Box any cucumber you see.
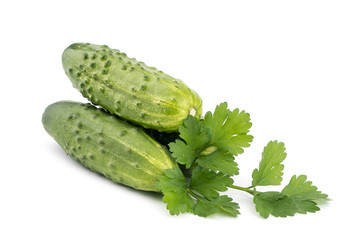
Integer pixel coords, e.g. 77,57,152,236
42,101,176,192
62,43,202,132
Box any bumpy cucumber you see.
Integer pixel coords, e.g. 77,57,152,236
42,101,176,192
62,43,202,132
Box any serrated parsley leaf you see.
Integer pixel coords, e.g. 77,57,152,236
169,116,211,168
161,191,194,216
168,140,195,168
156,167,187,192
178,115,211,149
194,195,240,217
156,168,195,215
253,191,298,218
189,166,233,198
203,102,253,156
196,150,238,176
157,166,239,217
281,175,329,214
281,175,329,201
252,140,287,186
169,104,250,175
253,175,329,218
292,200,320,214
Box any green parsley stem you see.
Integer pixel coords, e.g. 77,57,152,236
229,185,255,195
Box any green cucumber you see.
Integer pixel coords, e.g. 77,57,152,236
62,43,202,132
42,101,176,192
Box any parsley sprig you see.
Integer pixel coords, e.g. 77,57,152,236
156,102,329,218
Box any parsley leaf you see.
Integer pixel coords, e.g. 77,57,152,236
253,191,298,218
203,102,253,156
157,166,239,217
253,175,329,218
291,199,320,214
189,166,233,198
252,140,287,186
168,140,195,168
168,116,211,168
169,103,252,175
156,168,195,215
178,115,211,149
196,150,238,176
194,195,240,217
281,175,329,201
281,175,329,214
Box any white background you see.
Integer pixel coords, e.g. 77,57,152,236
1,0,359,239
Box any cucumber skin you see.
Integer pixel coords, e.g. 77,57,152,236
42,101,176,192
62,43,202,132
